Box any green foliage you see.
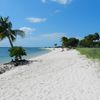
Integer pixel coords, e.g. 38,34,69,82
79,39,92,47
61,33,100,48
79,33,100,47
0,16,25,47
61,37,68,47
67,38,79,47
93,33,100,40
61,36,79,48
77,48,100,60
8,47,27,61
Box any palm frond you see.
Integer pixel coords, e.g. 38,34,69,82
4,16,9,23
10,34,16,41
0,16,3,22
14,30,25,37
0,32,7,40
8,22,12,29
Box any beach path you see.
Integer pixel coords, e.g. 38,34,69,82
0,49,100,100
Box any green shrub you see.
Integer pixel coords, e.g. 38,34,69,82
8,46,27,61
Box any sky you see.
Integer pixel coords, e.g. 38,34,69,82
0,0,100,47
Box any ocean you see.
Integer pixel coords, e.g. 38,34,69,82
0,47,50,64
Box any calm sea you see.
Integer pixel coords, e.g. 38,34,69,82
0,47,50,64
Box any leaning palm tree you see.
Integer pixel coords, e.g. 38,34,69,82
0,16,25,47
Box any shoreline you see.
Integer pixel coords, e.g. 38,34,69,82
0,48,52,74
0,47,51,64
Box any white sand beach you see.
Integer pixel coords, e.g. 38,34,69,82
0,48,100,100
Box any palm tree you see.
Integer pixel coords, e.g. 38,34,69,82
0,16,25,47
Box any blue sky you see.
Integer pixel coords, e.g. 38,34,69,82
0,0,100,47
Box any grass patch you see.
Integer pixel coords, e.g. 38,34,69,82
76,48,100,60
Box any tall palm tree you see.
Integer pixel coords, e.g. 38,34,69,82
0,16,25,47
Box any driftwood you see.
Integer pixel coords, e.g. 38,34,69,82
0,60,31,74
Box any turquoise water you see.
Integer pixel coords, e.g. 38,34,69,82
0,47,50,64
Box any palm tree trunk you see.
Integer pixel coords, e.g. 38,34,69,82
7,29,14,47
8,35,13,47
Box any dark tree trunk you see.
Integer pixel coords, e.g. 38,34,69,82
19,56,22,60
7,30,14,48
8,35,13,47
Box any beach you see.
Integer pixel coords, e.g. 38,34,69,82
0,48,100,100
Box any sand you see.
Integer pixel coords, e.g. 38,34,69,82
0,48,100,100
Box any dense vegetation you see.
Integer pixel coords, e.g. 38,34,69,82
61,33,100,48
79,33,100,47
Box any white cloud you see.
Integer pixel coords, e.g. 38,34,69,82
20,27,36,34
26,17,47,23
41,0,72,5
33,33,66,41
0,32,66,47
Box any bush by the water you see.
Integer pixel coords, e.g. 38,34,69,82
8,47,27,61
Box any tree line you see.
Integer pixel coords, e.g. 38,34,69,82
61,33,100,48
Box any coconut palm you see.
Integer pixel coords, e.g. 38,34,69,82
0,16,25,47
